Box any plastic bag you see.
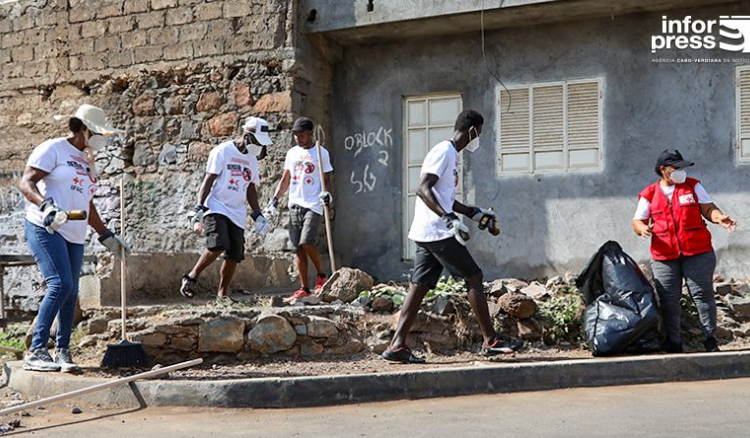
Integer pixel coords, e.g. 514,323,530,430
577,241,660,356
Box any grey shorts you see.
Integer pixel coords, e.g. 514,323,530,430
289,205,321,248
411,237,482,289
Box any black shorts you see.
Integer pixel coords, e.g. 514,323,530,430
203,213,245,263
411,237,482,288
288,205,321,248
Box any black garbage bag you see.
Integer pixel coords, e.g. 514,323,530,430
576,241,660,356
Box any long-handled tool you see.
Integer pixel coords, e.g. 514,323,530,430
315,140,336,273
101,179,147,368
0,358,202,416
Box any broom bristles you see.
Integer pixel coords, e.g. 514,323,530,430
101,340,148,368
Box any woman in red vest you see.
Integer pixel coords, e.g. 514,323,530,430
632,150,737,353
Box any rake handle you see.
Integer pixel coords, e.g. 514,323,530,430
120,179,127,341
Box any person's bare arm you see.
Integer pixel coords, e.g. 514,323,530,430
452,200,473,216
18,166,48,207
700,203,737,232
197,173,218,205
88,201,108,235
416,174,447,217
246,183,261,213
631,219,653,237
272,170,291,201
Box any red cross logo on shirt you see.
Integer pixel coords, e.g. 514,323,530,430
72,177,82,185
229,179,238,186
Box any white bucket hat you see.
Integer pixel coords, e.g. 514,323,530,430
73,104,124,136
242,116,273,146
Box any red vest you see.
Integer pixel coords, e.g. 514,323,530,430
638,177,713,261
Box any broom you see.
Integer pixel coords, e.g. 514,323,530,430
101,179,148,368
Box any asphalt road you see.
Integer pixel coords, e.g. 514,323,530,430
7,377,750,437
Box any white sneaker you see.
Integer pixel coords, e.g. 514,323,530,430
23,349,62,372
54,348,81,373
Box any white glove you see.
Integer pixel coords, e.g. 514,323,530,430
251,211,270,234
40,198,67,234
187,205,207,235
263,198,280,218
468,206,496,223
319,191,333,206
441,213,470,246
98,229,131,258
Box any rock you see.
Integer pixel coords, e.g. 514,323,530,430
198,317,244,352
71,407,82,414
563,271,578,285
306,316,338,338
715,325,734,340
726,295,750,318
134,331,167,348
431,297,455,316
132,94,155,116
169,335,196,351
498,278,529,290
716,283,733,296
368,339,390,354
328,339,366,355
247,314,296,353
300,340,324,356
419,332,457,350
208,112,238,136
270,296,287,307
371,296,394,313
487,301,502,318
320,267,375,303
735,282,750,296
20,411,30,417
232,83,254,107
132,141,155,166
188,141,212,163
545,276,563,289
486,280,507,298
253,91,291,113
77,335,100,348
521,283,550,302
497,293,537,319
158,144,177,165
196,92,224,113
85,317,110,335
517,318,543,341
294,324,307,335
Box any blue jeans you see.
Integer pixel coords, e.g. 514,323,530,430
25,221,84,351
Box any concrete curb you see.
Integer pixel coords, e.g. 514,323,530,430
5,351,750,409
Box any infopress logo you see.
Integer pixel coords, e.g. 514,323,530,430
651,15,750,53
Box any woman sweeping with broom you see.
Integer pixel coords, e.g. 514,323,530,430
18,104,130,372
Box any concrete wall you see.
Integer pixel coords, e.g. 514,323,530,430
327,3,750,281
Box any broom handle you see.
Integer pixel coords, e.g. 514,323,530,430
315,141,336,273
120,179,127,342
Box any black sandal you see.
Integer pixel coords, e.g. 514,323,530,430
382,347,426,364
180,274,197,299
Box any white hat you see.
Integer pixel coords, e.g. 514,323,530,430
242,116,272,146
74,104,124,136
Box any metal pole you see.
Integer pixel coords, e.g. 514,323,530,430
0,358,203,417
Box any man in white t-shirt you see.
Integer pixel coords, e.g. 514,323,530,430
180,117,272,304
383,110,524,364
268,117,333,303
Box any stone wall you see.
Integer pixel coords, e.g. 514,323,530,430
0,0,328,312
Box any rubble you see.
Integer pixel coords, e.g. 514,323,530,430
319,267,375,303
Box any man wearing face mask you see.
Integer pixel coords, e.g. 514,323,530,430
18,104,130,372
382,109,523,364
181,116,272,304
632,149,737,353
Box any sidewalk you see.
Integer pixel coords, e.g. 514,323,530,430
5,350,750,409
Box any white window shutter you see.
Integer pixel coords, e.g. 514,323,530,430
567,81,600,150
738,68,750,161
532,84,564,151
500,87,530,151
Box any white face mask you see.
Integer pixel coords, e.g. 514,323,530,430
465,126,480,153
670,169,687,184
86,134,107,152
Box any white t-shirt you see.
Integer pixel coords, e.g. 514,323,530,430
633,182,712,220
408,141,459,243
205,141,260,229
24,138,97,245
283,145,333,215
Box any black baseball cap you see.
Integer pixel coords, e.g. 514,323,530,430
656,149,694,169
292,117,314,132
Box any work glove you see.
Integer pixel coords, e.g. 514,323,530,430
319,191,333,206
468,206,501,235
441,212,470,246
40,198,66,234
187,205,208,235
98,229,131,258
251,211,270,234
263,198,280,218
